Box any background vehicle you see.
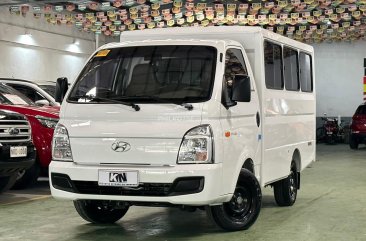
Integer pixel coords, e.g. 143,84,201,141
50,27,315,231
0,83,59,188
349,103,366,149
0,109,35,192
316,114,341,144
0,78,59,107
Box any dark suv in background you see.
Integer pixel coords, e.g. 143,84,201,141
350,103,366,149
0,110,35,192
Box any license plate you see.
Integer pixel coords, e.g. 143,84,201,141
10,146,27,158
327,132,333,134
98,170,139,187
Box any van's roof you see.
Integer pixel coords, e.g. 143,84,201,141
120,26,313,53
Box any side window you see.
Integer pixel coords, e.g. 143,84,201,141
299,52,313,92
264,41,283,90
283,47,299,91
224,48,248,81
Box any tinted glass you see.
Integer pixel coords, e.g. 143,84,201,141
68,45,217,103
0,84,34,105
264,41,283,90
40,85,56,97
283,47,299,91
299,52,313,92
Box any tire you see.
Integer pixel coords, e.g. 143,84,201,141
12,163,40,189
273,162,298,207
208,169,262,231
0,175,17,193
349,135,359,150
74,200,129,224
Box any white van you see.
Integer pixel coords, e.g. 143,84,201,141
50,26,315,231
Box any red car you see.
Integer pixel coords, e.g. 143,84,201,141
0,83,59,188
350,102,366,149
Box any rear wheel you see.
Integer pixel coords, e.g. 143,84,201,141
74,200,129,224
349,135,359,149
273,162,298,206
208,169,261,231
12,163,40,189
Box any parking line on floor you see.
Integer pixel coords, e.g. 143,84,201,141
0,195,51,206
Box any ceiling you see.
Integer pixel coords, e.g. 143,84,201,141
3,0,366,43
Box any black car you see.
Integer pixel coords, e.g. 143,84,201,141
0,110,36,192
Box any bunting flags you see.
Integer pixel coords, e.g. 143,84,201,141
7,0,366,43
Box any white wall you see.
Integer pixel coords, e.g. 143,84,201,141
0,7,98,83
313,41,366,117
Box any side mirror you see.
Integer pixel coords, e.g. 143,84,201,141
55,77,69,103
35,99,50,106
231,75,251,102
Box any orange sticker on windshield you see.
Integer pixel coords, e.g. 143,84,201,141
95,49,110,57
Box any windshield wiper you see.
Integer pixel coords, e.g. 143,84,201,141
130,96,193,111
74,95,140,111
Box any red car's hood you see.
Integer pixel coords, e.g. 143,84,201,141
0,104,59,118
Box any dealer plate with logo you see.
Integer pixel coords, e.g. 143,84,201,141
98,170,139,187
10,146,27,158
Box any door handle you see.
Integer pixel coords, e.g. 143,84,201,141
256,112,260,127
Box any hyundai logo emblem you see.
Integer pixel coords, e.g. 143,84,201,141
111,141,131,152
8,127,20,136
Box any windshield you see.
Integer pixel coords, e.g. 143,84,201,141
68,45,217,103
40,84,56,97
0,84,34,106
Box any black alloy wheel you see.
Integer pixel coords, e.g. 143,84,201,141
208,169,262,231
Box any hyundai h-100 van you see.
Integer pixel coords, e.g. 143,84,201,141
50,27,315,231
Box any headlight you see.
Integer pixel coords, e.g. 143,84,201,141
36,115,59,129
52,123,73,161
177,125,213,164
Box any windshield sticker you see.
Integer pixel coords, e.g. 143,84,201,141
3,94,28,105
95,49,110,57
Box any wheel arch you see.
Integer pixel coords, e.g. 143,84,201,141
242,159,255,174
292,149,301,172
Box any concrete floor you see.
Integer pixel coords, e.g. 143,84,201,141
0,144,365,241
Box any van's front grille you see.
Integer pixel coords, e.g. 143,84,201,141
0,120,31,143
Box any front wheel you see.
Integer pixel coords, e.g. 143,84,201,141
12,163,40,189
273,162,298,206
208,169,262,231
74,200,129,224
0,175,17,193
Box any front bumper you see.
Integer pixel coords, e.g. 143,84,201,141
49,161,232,205
0,142,36,176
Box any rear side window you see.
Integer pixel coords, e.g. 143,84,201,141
283,47,299,91
356,105,366,114
264,41,283,90
299,52,313,92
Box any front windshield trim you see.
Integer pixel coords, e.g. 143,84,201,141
67,45,218,105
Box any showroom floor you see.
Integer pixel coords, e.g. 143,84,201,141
0,144,365,241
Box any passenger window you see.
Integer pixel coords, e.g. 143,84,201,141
283,47,299,91
264,41,283,90
224,48,248,82
299,52,313,92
